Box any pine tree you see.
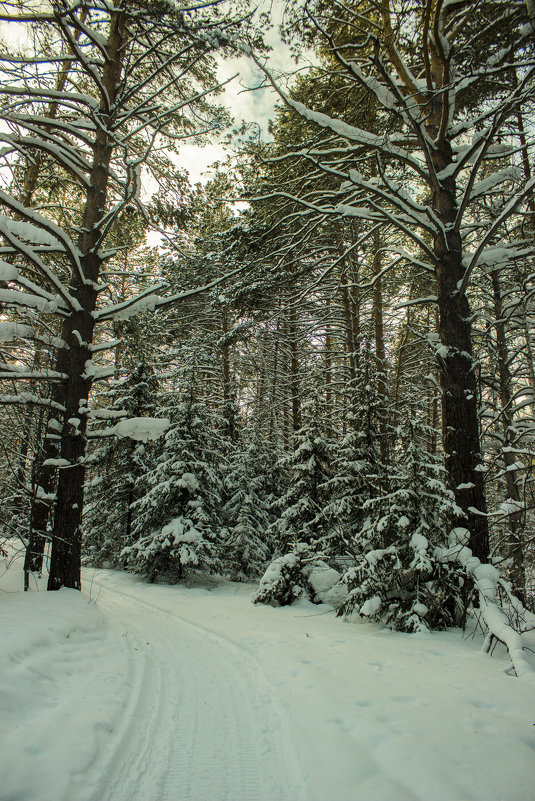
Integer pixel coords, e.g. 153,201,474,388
123,384,225,582
270,384,331,550
0,0,250,590
319,362,382,556
338,415,464,632
222,428,278,580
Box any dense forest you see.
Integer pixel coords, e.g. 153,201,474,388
1,0,535,675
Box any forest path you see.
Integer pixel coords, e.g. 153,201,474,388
84,576,308,801
2,558,535,801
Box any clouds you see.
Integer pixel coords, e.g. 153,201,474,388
177,0,300,183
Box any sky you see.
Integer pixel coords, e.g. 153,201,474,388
0,1,305,186
180,0,302,184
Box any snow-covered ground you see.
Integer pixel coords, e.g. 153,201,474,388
1,546,535,801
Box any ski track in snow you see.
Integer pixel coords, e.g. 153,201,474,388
2,558,535,801
82,581,308,801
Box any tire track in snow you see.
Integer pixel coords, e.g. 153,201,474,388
83,613,168,801
88,580,309,801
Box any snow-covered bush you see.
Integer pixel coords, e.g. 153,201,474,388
437,527,535,679
253,545,346,607
253,546,314,606
338,536,462,632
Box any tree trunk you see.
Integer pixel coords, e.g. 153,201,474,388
23,414,52,585
337,227,360,383
324,318,333,424
372,228,389,465
433,140,489,562
48,8,128,590
269,322,280,444
220,308,237,441
289,307,301,435
490,270,526,601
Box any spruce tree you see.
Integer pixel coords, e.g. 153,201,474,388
222,428,278,580
338,416,464,632
122,382,225,582
270,384,331,551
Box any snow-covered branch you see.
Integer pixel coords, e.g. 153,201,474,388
437,529,535,681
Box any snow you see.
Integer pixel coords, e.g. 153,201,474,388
359,594,382,616
95,291,163,322
471,167,522,198
0,321,33,341
436,163,457,180
112,416,170,441
0,288,66,314
161,517,202,544
0,392,65,411
307,561,347,607
1,548,535,801
437,537,534,681
42,458,72,468
91,417,171,442
176,471,199,491
257,552,298,592
410,532,428,552
87,408,128,420
83,359,98,379
0,259,19,282
0,215,64,248
285,98,420,169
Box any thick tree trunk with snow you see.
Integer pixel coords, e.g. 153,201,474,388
432,142,489,563
47,301,96,590
48,9,127,591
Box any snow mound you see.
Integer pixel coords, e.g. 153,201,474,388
0,567,126,801
306,561,348,607
254,550,347,608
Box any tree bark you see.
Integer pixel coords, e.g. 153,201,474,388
372,228,389,465
432,139,489,562
288,307,301,435
490,270,526,601
220,308,237,441
48,7,128,590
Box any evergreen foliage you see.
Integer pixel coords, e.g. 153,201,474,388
270,387,332,550
319,366,382,556
222,429,277,580
0,0,533,680
122,388,225,582
83,362,159,567
253,543,318,606
338,417,465,632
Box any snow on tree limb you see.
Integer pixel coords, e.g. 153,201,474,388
88,417,171,442
0,393,66,412
437,529,535,681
